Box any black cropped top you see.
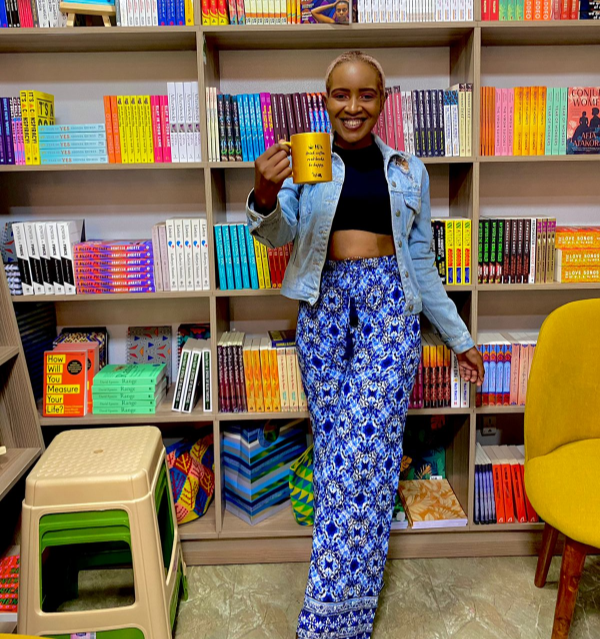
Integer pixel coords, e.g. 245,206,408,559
330,142,393,236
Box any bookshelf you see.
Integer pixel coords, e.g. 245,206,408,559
2,22,599,566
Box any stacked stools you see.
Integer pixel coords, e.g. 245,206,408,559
18,426,187,639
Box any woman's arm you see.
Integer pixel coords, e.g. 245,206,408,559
311,1,336,22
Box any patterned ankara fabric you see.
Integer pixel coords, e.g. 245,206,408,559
289,444,315,526
295,256,421,639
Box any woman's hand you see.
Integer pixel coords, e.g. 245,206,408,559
253,141,292,214
456,346,484,386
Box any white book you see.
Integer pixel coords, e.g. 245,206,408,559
529,217,537,284
459,0,465,20
365,0,372,22
443,0,450,20
57,220,82,296
165,219,178,291
466,0,473,20
286,346,299,411
192,82,202,162
12,223,34,296
128,0,136,26
167,82,180,163
435,0,442,20
358,0,364,21
372,0,379,21
183,218,194,291
139,0,146,25
199,218,210,290
151,224,164,293
46,222,65,295
152,0,158,25
450,95,460,157
176,82,187,163
172,340,197,412
450,0,458,20
461,378,469,408
36,0,48,28
24,222,45,295
206,87,213,162
443,93,453,157
173,218,186,291
34,222,55,295
182,346,203,413
268,0,276,23
145,0,153,26
132,0,140,26
191,218,203,291
120,0,128,26
451,351,460,408
183,82,195,163
386,0,393,21
157,223,170,291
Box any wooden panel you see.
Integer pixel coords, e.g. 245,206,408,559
0,448,40,501
12,291,211,303
445,415,471,518
0,163,205,173
479,155,600,163
220,504,314,539
0,347,18,368
481,21,600,47
178,502,218,540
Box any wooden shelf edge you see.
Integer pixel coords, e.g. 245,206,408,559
479,154,600,163
0,163,204,173
0,448,41,500
473,522,545,531
12,290,211,302
0,346,19,368
476,405,525,413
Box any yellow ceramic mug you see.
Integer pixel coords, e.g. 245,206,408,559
281,132,332,185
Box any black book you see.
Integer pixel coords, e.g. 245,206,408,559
478,220,483,284
231,96,243,162
217,94,228,162
437,89,445,157
496,219,504,284
224,95,235,161
502,219,511,284
411,91,421,157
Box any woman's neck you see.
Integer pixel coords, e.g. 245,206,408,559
333,133,375,151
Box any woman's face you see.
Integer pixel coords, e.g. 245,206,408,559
326,61,383,149
335,1,349,21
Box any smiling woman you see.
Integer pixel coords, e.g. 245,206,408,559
246,51,484,639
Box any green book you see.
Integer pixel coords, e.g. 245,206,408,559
497,220,504,282
92,405,160,415
552,88,561,155
478,220,483,284
516,0,524,20
93,364,166,387
499,0,508,20
507,0,516,20
559,87,568,155
545,87,554,156
92,379,167,401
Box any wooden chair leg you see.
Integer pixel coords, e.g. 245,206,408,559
551,536,588,639
535,522,559,588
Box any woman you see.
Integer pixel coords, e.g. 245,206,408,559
246,51,484,639
311,0,350,23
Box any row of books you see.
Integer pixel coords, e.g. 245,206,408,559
431,218,472,285
223,419,308,525
481,0,599,19
0,555,18,624
0,0,194,27
409,331,471,409
206,90,330,164
478,217,557,285
171,337,213,413
357,0,474,21
474,443,539,525
374,86,473,158
480,86,600,157
214,223,292,290
103,84,201,165
218,330,307,413
555,227,600,282
477,330,539,407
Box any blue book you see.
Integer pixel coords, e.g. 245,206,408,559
503,344,512,403
253,94,265,155
39,141,107,150
40,149,109,159
248,95,260,160
228,223,243,290
158,0,167,24
39,124,105,134
240,95,252,161
167,0,176,24
487,466,496,522
221,225,235,291
474,468,480,524
176,0,185,24
214,225,228,290
244,225,259,290
0,0,8,27
236,224,250,289
481,345,489,400
495,345,504,404
235,95,249,162
41,156,109,165
488,344,497,403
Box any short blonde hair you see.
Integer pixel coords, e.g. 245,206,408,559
325,51,386,97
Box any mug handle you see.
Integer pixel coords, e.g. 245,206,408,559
279,141,292,150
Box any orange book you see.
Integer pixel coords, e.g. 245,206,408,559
529,86,538,157
250,337,264,412
522,87,531,156
507,450,527,523
43,350,88,417
510,445,537,523
489,87,496,156
524,0,533,18
480,87,487,156
103,96,116,164
537,87,547,155
259,337,273,412
53,342,98,414
269,347,281,411
110,96,122,164
509,343,520,404
485,447,506,523
242,336,255,412
422,337,431,408
494,447,516,523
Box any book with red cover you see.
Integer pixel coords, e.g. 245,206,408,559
485,447,506,523
567,88,600,154
491,446,515,523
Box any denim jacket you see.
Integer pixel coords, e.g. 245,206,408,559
246,135,475,354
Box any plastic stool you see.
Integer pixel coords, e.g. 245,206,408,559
18,426,187,639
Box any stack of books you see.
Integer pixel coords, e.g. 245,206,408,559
92,364,167,415
74,241,155,295
480,86,600,156
0,96,24,165
218,330,307,413
171,337,212,414
39,124,108,165
398,479,468,529
214,223,293,290
102,84,201,165
477,330,539,407
431,218,472,286
555,226,600,283
358,0,474,21
222,419,308,525
0,554,19,625
474,443,539,525
478,217,557,285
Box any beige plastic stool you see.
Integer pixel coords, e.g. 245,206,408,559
18,426,187,639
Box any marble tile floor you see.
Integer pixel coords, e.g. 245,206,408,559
175,555,600,639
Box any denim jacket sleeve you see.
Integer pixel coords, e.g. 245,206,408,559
246,178,302,249
408,165,475,354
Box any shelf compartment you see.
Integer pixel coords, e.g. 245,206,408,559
478,283,600,291
178,502,218,540
0,163,205,173
0,448,41,500
0,26,198,54
219,503,313,538
12,290,211,303
480,20,600,47
478,155,600,163
202,23,475,50
0,346,19,368
39,385,215,426
218,410,310,420
209,157,475,169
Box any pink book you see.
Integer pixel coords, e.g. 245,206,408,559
260,93,274,149
236,0,246,21
507,88,515,156
517,345,529,406
151,96,163,163
377,107,386,144
495,88,502,156
386,93,395,149
393,87,405,152
501,89,508,156
159,95,172,163
509,344,520,405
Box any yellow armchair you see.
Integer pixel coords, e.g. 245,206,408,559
524,298,600,639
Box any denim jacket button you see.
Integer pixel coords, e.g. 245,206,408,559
408,304,413,311
391,181,397,188
395,210,400,217
397,240,402,248
404,270,409,278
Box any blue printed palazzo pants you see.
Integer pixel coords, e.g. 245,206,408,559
295,256,421,639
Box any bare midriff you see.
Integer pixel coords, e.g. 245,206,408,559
327,230,396,260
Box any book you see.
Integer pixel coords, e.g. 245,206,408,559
43,349,88,417
567,87,600,154
398,479,468,529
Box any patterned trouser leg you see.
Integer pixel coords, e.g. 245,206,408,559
295,256,421,639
